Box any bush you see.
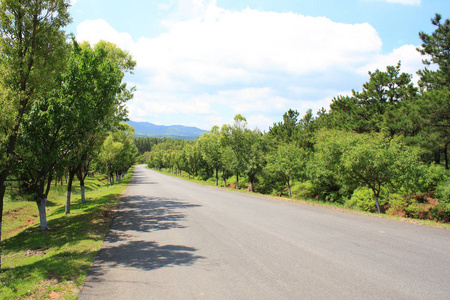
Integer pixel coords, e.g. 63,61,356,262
404,203,422,219
291,181,315,199
386,193,407,217
430,203,450,222
436,178,450,203
346,187,386,212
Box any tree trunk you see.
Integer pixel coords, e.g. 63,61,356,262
65,169,76,214
36,196,48,231
444,143,449,170
215,167,219,186
374,195,381,214
288,183,292,198
0,183,5,270
250,181,253,192
236,173,239,189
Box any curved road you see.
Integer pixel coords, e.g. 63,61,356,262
79,165,450,299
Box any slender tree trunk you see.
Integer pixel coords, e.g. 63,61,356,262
215,167,219,186
236,173,239,189
250,181,253,192
444,143,449,170
77,170,86,203
36,196,48,231
0,183,5,270
287,179,292,198
65,170,76,215
374,195,381,214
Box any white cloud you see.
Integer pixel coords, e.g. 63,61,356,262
357,44,425,82
132,7,382,87
75,2,425,131
70,0,77,6
76,19,135,51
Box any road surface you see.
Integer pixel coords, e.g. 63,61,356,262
78,165,450,299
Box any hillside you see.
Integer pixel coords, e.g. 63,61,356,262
127,120,208,139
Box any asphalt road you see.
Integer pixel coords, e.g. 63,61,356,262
78,165,450,299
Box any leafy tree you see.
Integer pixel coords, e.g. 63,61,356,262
98,135,124,186
417,13,450,89
340,133,423,213
265,143,307,198
414,14,450,168
184,142,201,180
268,109,300,143
198,126,223,186
0,0,70,268
328,63,417,134
13,40,135,222
243,129,267,192
220,115,249,189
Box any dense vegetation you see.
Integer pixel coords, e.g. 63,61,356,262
0,0,138,271
145,14,450,223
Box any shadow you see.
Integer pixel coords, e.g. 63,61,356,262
84,240,204,283
105,196,201,242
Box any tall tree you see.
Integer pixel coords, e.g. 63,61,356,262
415,14,450,168
0,0,71,270
198,126,223,186
326,63,417,135
221,114,249,189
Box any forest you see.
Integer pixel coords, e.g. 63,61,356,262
143,14,450,222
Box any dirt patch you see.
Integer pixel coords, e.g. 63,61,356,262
24,248,47,257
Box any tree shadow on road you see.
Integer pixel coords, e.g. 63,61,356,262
85,240,204,283
105,196,200,242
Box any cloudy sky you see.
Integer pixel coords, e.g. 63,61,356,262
66,0,448,131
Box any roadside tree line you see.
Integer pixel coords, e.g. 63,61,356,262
0,0,137,269
143,14,449,222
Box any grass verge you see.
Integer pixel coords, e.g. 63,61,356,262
0,170,133,299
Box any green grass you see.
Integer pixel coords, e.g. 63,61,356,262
0,171,133,299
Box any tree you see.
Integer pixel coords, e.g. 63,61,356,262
328,63,417,134
340,133,422,213
417,13,450,89
414,14,450,168
198,126,223,186
0,0,70,269
13,40,135,224
98,135,124,186
268,109,300,143
266,143,307,198
243,129,267,192
221,114,250,189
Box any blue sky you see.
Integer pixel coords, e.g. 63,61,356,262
67,0,449,131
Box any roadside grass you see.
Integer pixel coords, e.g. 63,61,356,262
0,171,133,299
153,167,450,230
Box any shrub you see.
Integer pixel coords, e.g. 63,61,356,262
347,187,387,212
404,203,421,219
291,181,315,199
386,193,407,217
430,203,450,222
436,178,450,203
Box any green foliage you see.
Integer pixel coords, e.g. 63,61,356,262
430,203,450,222
291,181,315,200
436,178,450,203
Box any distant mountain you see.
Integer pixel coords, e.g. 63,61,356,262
127,120,208,139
